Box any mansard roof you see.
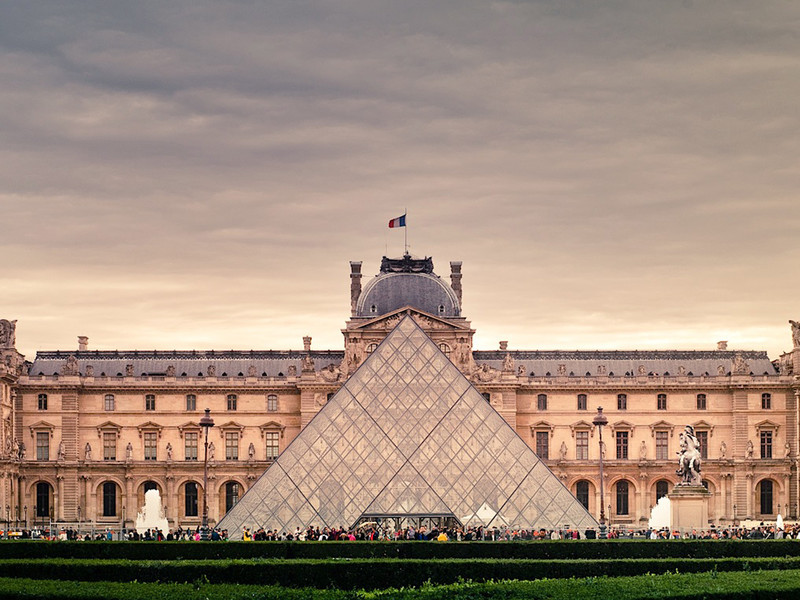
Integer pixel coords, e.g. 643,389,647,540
28,350,344,377
473,349,777,376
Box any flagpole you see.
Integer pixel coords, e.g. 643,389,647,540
404,208,408,256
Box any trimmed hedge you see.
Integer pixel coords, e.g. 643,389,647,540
0,539,798,561
0,556,798,588
2,569,800,599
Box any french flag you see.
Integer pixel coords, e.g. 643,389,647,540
388,214,406,228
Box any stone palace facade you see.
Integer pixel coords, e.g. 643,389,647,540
0,255,798,531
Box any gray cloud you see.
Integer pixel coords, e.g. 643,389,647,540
1,1,799,358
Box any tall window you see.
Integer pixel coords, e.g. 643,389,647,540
36,482,51,517
616,480,629,515
225,481,240,512
696,394,707,410
265,431,280,460
104,394,115,411
762,393,772,410
186,394,196,411
225,432,239,461
267,394,278,412
575,480,589,509
577,394,587,411
760,480,774,515
185,432,198,461
535,431,549,459
657,394,667,410
575,431,589,460
145,394,156,411
102,482,117,517
537,394,547,411
36,432,49,461
103,433,116,461
227,394,237,411
696,430,708,459
655,431,669,460
760,430,773,459
438,343,450,357
185,482,198,517
656,480,670,500
617,394,627,410
615,431,628,459
144,432,157,460
37,394,48,411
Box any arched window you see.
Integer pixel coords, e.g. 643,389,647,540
438,343,450,357
537,394,547,411
102,482,117,517
760,480,774,515
616,480,630,515
655,480,670,501
227,394,237,411
36,482,52,517
366,343,379,354
267,394,278,412
225,481,240,512
143,481,158,493
575,480,589,509
617,394,627,410
577,394,587,411
185,482,199,517
37,394,48,411
104,394,115,411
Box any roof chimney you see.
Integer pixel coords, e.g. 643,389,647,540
499,341,508,351
350,261,362,316
450,261,462,306
303,336,312,352
717,341,728,351
78,336,89,351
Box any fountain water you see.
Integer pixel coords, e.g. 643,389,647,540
648,495,671,530
135,489,169,535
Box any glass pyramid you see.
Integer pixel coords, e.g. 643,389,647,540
217,315,598,537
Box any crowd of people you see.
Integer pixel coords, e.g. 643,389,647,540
3,522,798,541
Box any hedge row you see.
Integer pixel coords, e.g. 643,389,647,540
3,569,800,599
1,556,798,588
0,539,798,561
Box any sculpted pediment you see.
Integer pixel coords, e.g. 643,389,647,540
349,307,470,333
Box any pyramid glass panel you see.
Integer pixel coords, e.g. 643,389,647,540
218,315,597,538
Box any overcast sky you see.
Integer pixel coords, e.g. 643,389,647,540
2,1,799,360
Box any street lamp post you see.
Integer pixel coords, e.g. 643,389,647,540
592,406,608,539
199,408,215,540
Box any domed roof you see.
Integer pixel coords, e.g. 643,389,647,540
356,255,461,318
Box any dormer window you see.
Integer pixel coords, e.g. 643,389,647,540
438,304,445,315
370,304,377,314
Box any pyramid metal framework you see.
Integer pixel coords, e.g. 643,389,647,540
218,316,598,537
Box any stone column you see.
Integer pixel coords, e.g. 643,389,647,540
746,473,754,519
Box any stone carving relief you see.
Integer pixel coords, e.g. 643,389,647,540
559,441,568,461
208,441,216,462
125,364,134,377
319,363,342,382
383,315,401,330
287,365,297,377
790,320,800,348
248,442,255,461
166,365,176,377
57,440,65,461
166,442,173,462
597,365,607,375
502,353,515,373
517,365,526,377
637,365,646,376
785,442,791,459
678,365,686,376
314,393,327,407
474,363,498,382
302,354,315,373
720,440,727,459
85,365,94,377
639,440,647,460
207,364,216,377
248,365,257,377
490,392,502,407
126,442,133,461
0,319,16,348
61,355,79,376
717,365,726,376
558,364,567,376
732,353,749,375
746,439,754,459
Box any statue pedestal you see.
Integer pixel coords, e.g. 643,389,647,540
669,485,710,532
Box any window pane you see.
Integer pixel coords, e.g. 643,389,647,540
266,432,280,460
657,394,667,410
537,394,547,411
103,482,116,517
760,431,772,459
185,432,198,461
226,432,238,461
145,394,156,411
615,431,628,459
227,394,237,411
760,480,773,514
696,394,706,410
185,482,198,517
576,481,589,509
267,394,278,412
656,480,669,500
36,432,49,461
576,431,589,460
762,393,771,409
616,481,629,515
186,394,196,411
617,394,627,410
103,432,116,461
144,432,157,460
696,431,708,460
104,394,115,411
656,431,668,460
225,482,240,512
577,394,587,411
535,431,549,459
